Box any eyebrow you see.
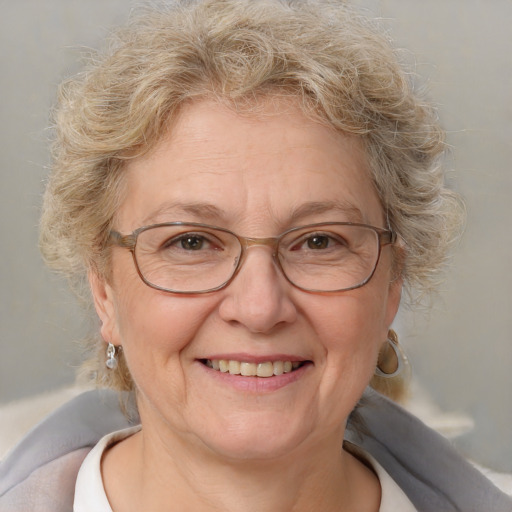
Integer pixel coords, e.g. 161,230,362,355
288,200,366,224
141,199,366,228
141,202,227,226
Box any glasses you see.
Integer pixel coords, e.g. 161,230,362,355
108,222,396,294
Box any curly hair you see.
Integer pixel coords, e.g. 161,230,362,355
40,0,463,391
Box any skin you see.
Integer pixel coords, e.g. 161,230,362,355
90,98,402,511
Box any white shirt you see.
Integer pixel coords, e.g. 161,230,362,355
74,427,417,511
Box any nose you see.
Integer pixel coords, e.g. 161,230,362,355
218,246,297,334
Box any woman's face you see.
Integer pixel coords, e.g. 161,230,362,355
92,98,401,460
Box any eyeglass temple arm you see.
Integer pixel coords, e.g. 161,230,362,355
108,230,137,249
380,230,397,246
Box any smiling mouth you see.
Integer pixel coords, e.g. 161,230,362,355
200,359,309,378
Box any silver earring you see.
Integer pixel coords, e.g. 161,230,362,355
105,342,118,370
375,329,407,378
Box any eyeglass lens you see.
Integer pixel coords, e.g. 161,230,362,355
132,223,382,293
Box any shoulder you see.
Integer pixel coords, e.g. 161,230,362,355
0,389,138,512
0,448,90,512
347,388,512,512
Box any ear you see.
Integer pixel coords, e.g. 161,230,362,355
89,271,120,346
385,275,403,328
384,241,405,327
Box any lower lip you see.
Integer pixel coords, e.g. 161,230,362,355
195,361,312,393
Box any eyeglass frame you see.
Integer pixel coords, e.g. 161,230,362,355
108,221,397,294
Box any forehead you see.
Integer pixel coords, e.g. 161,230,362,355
117,98,383,233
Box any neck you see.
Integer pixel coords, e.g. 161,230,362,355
102,421,380,512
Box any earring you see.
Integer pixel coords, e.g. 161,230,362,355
105,342,118,370
375,329,407,378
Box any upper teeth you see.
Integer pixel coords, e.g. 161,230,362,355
205,359,301,377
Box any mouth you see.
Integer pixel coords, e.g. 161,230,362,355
200,359,310,378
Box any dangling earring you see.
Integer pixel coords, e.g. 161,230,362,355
375,329,407,378
105,342,118,370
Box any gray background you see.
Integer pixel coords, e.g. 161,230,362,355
1,1,511,471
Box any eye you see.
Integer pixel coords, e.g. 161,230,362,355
293,232,347,251
284,229,353,256
179,235,206,250
306,234,331,250
162,232,220,252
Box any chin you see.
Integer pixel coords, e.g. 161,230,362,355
193,412,315,462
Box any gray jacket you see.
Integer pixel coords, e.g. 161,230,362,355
0,388,510,511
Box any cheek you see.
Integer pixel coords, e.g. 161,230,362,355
295,295,385,432
109,260,215,378
306,289,391,385
112,291,222,418
115,293,212,355
310,293,388,350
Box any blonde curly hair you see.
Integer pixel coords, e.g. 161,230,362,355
40,0,463,391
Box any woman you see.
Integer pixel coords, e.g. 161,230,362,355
0,0,510,510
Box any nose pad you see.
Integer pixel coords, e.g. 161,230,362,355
218,247,297,333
